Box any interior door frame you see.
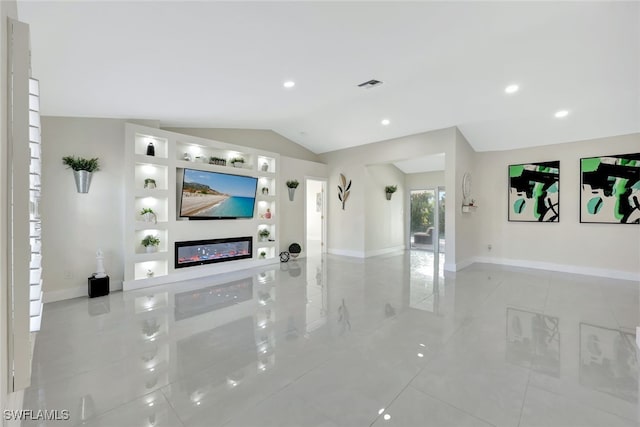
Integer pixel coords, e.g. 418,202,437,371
304,177,327,255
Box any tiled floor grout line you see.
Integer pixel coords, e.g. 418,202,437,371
516,367,533,427
525,276,639,425
410,386,499,427
222,342,360,427
71,389,169,427
367,276,508,427
513,274,550,427
600,279,626,332
524,382,640,425
159,387,187,427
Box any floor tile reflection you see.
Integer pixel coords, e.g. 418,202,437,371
22,253,639,427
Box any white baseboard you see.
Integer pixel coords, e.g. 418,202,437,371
365,245,405,258
43,280,123,303
327,248,366,258
444,258,474,272
472,256,639,281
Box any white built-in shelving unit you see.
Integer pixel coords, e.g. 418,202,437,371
124,124,280,291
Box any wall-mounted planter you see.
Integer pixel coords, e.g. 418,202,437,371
286,180,299,201
73,170,93,193
384,185,397,201
63,155,99,194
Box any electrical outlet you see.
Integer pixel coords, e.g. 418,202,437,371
487,244,492,251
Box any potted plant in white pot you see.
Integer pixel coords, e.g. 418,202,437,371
140,208,157,224
286,180,299,201
141,235,160,253
385,185,397,200
259,228,270,242
62,155,100,193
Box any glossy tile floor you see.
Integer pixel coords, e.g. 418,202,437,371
23,252,639,427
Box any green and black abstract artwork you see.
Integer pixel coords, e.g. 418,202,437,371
580,153,640,224
508,161,560,222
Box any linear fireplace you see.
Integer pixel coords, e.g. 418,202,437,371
175,236,253,269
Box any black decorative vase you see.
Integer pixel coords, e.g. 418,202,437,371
146,142,155,156
288,243,302,258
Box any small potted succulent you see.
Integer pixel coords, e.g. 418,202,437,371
286,180,299,201
385,185,397,200
259,251,267,259
141,234,160,253
62,155,100,193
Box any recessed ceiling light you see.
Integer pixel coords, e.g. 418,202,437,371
554,110,569,118
505,84,519,94
381,119,390,126
283,81,295,89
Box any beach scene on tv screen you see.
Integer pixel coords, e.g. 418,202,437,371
180,169,257,218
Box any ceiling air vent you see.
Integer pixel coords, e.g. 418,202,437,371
357,79,383,89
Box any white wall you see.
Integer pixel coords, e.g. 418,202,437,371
41,118,127,300
475,132,640,279
39,119,327,301
454,129,479,268
279,156,328,257
320,127,458,263
405,170,445,189
364,164,405,256
162,127,321,163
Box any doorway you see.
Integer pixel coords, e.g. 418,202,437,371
409,187,445,254
305,178,327,257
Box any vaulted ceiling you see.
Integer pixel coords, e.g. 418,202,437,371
18,1,639,154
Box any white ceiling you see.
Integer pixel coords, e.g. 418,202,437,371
18,1,640,154
394,153,445,174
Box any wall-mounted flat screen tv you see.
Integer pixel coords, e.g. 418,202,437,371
179,168,258,219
